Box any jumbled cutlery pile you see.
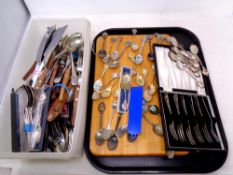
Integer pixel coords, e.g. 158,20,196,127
10,25,84,152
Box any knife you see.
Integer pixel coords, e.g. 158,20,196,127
23,26,55,81
30,25,68,88
36,26,56,64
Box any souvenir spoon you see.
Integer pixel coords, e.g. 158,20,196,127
107,112,123,150
93,73,119,99
111,37,123,60
147,35,154,61
102,102,118,140
108,60,120,68
143,115,163,136
115,125,128,137
135,73,145,86
103,37,116,63
95,102,106,145
131,29,138,51
118,41,131,59
189,44,209,76
98,32,108,58
135,36,147,64
93,64,109,91
101,74,119,98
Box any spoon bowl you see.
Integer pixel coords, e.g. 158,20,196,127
95,130,104,145
115,125,128,137
102,102,118,140
153,124,163,136
107,135,118,150
68,33,83,52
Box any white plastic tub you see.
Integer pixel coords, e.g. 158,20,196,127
0,17,91,159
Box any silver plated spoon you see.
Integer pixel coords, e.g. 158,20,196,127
102,101,118,140
107,112,123,150
143,115,163,136
115,125,128,137
95,102,106,145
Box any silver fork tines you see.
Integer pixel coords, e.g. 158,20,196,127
202,123,213,143
177,123,186,143
173,94,180,115
186,122,196,145
189,96,205,143
194,122,205,143
169,121,179,141
201,97,220,143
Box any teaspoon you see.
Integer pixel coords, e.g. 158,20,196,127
131,29,138,51
98,32,108,58
107,112,123,150
143,115,163,136
147,35,154,61
95,102,106,145
115,125,128,137
102,101,118,140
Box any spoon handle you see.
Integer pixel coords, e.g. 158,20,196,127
71,53,79,85
107,108,116,129
100,64,109,78
139,37,147,55
59,66,71,101
47,82,72,122
114,113,122,132
143,115,154,125
71,86,80,127
55,48,68,59
48,63,59,86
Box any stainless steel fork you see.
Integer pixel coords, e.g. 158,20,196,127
194,96,213,143
190,96,205,143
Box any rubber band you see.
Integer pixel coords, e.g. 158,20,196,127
24,124,33,133
72,52,78,59
53,83,70,95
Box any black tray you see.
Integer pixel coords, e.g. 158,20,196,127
85,27,228,174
